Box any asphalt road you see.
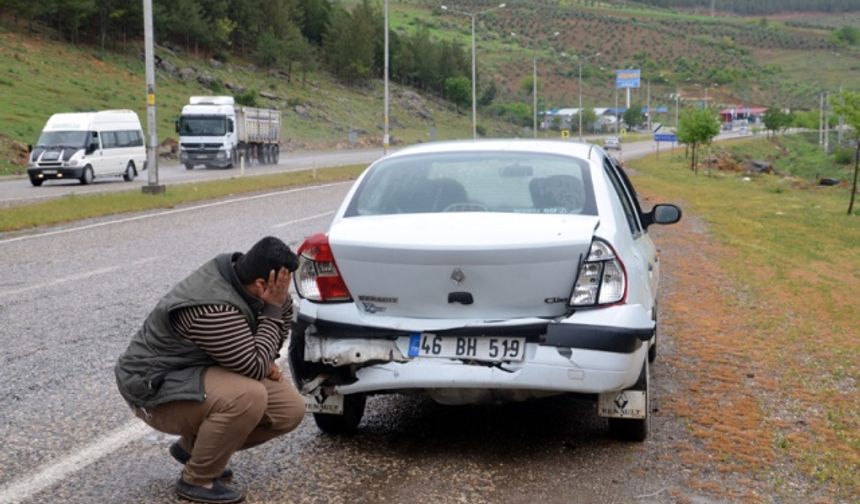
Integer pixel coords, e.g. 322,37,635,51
0,131,751,207
0,139,739,504
0,148,385,207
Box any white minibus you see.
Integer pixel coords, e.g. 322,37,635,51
27,110,146,186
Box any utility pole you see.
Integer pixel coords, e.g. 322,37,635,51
646,79,651,132
383,0,390,153
823,91,829,154
532,54,538,138
837,85,844,145
819,91,825,147
141,0,164,194
614,86,619,134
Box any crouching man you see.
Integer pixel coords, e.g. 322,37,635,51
115,236,306,503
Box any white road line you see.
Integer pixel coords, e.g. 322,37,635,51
0,421,150,504
0,181,353,246
272,211,335,229
0,257,162,299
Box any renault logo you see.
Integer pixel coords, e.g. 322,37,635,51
450,268,466,285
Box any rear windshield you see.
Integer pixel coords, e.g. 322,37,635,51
346,151,596,217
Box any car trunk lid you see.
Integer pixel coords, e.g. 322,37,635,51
329,213,599,320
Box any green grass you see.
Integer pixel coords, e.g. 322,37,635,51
630,139,859,497
711,133,855,180
0,165,366,233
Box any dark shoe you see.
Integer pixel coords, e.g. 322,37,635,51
170,441,234,480
175,478,244,504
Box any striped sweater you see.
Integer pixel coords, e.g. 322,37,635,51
169,296,293,381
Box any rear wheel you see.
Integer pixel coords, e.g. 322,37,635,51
313,393,367,435
289,320,366,434
608,359,650,442
80,165,94,185
123,162,135,182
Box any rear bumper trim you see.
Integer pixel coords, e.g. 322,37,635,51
299,315,649,354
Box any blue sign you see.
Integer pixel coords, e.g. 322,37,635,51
654,133,677,143
616,69,641,89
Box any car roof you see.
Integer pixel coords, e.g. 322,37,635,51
385,139,597,161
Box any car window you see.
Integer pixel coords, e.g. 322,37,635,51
603,157,641,235
610,158,646,225
101,131,117,149
346,152,597,217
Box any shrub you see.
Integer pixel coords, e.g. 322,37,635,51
235,89,258,107
832,147,855,166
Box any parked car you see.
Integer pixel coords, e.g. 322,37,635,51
27,110,145,186
290,140,681,441
604,136,621,150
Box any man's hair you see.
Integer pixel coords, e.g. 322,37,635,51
235,236,299,284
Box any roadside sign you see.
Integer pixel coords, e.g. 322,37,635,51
561,129,570,139
654,133,677,142
616,69,641,89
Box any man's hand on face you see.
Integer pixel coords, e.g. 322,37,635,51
267,362,283,382
259,267,291,307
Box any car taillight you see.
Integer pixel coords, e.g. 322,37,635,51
570,239,627,307
295,233,352,302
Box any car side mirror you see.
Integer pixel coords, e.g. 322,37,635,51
644,204,682,228
175,120,180,133
27,144,32,153
227,119,234,133
86,142,98,155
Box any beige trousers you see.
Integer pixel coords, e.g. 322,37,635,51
134,366,305,485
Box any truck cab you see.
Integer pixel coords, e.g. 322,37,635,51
177,96,238,170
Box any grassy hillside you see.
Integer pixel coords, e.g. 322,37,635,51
0,21,526,176
2,1,859,176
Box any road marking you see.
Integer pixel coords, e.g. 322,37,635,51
0,421,150,504
272,211,335,229
0,181,353,246
0,257,162,299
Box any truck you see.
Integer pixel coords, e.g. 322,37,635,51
176,96,280,170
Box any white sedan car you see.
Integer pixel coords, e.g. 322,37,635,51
290,140,681,441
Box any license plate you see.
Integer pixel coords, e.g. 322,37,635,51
41,170,57,174
598,390,647,419
303,392,344,415
408,334,526,362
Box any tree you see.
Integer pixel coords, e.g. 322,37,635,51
254,29,283,72
577,108,598,135
832,90,860,215
763,108,792,138
623,104,644,129
676,107,720,173
444,76,471,113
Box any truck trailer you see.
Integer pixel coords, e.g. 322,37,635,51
176,96,280,170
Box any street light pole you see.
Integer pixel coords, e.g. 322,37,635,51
532,54,537,138
441,4,505,140
384,0,390,152
141,0,164,194
471,13,477,139
578,60,583,140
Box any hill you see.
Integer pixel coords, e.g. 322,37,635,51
2,0,859,175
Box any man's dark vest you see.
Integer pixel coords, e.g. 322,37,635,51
114,253,260,408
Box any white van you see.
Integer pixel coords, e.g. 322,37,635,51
27,110,146,186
